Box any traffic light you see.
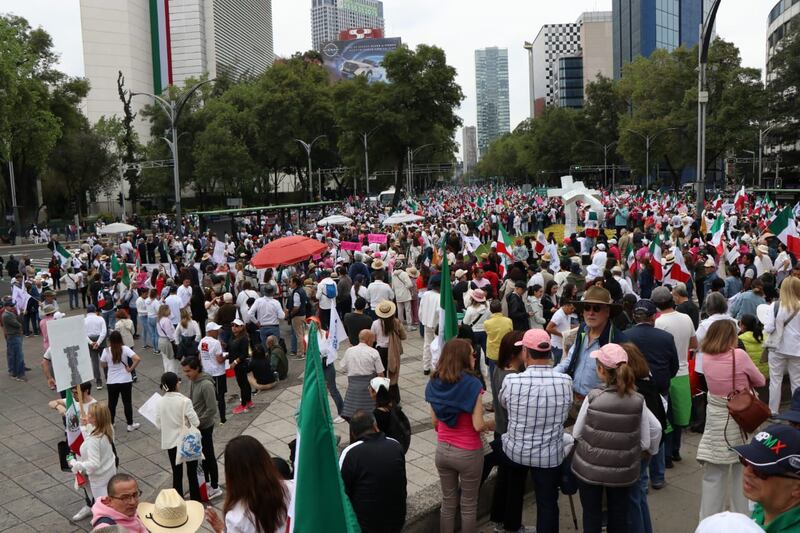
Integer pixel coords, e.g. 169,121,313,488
118,192,124,207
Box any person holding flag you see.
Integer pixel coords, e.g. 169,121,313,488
68,402,118,507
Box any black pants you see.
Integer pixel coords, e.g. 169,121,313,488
167,447,201,501
319,308,331,330
336,298,351,322
106,382,133,424
80,287,88,308
577,480,630,533
213,374,227,423
199,426,219,489
235,367,251,406
504,460,529,531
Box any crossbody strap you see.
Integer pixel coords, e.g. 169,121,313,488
730,348,737,397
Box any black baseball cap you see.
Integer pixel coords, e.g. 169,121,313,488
633,299,657,316
733,424,800,477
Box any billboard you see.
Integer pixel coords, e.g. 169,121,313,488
339,28,384,41
321,38,401,84
340,0,381,18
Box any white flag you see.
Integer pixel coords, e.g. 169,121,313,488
324,306,348,365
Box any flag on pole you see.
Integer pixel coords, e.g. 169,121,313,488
110,255,130,287
496,224,514,259
534,231,547,254
713,194,723,210
709,216,725,256
65,389,84,455
626,242,636,271
584,211,600,238
665,246,691,284
55,244,72,269
649,235,663,281
734,186,747,211
325,306,348,364
768,208,800,260
287,323,361,533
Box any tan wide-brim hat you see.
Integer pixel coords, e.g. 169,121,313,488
406,266,419,277
375,299,396,318
371,259,385,270
137,489,205,533
570,286,622,315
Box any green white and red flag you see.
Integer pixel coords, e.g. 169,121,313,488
709,216,725,256
768,208,800,260
65,389,84,455
649,234,663,281
149,0,173,94
734,186,747,212
496,224,514,259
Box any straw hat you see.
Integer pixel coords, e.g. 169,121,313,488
137,489,204,533
375,300,396,318
405,266,419,277
371,259,385,270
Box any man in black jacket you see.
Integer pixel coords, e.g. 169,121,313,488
339,410,406,533
506,280,529,331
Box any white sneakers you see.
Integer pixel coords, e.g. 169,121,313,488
127,422,141,432
72,505,92,521
207,486,224,500
333,416,346,424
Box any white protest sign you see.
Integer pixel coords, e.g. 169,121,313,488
138,393,163,428
48,315,94,392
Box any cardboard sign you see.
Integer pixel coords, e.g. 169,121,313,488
48,316,94,392
367,233,387,244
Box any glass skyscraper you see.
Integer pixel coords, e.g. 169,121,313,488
475,47,510,158
612,0,707,78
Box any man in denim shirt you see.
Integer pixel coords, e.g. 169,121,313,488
554,286,626,415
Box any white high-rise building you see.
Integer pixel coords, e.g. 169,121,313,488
311,0,385,51
531,23,582,116
475,47,510,158
462,126,478,173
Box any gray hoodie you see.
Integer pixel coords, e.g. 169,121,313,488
189,372,219,429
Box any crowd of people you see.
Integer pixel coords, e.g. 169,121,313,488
2,184,800,532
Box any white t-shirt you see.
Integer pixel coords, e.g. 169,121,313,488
655,311,695,377
549,308,575,349
199,336,225,376
100,346,136,384
224,480,293,533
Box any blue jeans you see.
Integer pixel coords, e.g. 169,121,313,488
628,457,653,533
6,335,24,377
102,309,115,330
128,307,138,335
552,347,563,365
649,441,666,485
147,316,158,350
530,466,562,533
68,288,79,309
22,310,39,335
473,331,487,359
323,362,344,416
259,325,281,348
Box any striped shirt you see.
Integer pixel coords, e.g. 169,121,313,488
500,365,572,468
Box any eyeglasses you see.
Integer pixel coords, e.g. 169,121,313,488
739,457,800,480
109,490,142,502
583,304,608,313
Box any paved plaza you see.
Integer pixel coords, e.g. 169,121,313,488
0,292,709,532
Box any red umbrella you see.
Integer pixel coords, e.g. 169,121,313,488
250,236,328,268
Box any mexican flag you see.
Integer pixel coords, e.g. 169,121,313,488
734,186,747,211
55,244,72,269
496,224,514,259
626,242,636,271
649,235,663,281
111,255,130,287
65,389,84,455
437,253,458,344
713,194,723,211
287,323,360,533
665,246,691,284
534,231,547,254
584,211,599,238
768,208,800,260
709,216,725,256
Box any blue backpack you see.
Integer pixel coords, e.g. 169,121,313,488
324,281,337,299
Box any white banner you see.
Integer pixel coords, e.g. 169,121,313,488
48,315,94,392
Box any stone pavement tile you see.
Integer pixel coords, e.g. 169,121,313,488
409,452,436,475
29,424,66,443
15,412,54,432
25,509,78,532
241,426,271,443
1,482,28,505
0,452,40,477
0,507,17,531
0,422,24,439
12,468,62,493
123,456,165,479
4,494,54,522
263,419,300,440
405,462,439,487
35,484,83,511
18,441,56,463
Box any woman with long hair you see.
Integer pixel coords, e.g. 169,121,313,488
542,280,559,323
462,289,490,371
488,330,524,531
114,308,135,348
100,331,140,431
765,277,800,413
371,300,407,403
157,304,177,373
425,339,495,533
205,435,290,533
69,402,117,499
696,320,765,520
572,343,661,533
156,372,202,501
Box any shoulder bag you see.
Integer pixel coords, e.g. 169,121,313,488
176,399,204,465
726,349,770,435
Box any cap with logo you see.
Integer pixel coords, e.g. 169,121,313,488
733,424,800,477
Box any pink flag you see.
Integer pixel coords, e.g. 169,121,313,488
367,233,388,244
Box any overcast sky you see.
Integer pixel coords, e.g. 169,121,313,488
1,0,780,153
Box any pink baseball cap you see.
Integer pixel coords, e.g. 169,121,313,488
515,329,552,353
590,343,628,368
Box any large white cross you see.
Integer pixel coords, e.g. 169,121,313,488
547,175,604,236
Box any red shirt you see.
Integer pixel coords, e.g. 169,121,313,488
482,271,500,298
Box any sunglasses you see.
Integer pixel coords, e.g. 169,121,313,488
583,304,608,313
739,457,800,480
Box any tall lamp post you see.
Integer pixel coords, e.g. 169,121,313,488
4,146,21,244
523,41,535,119
696,0,723,215
132,79,215,234
296,135,327,201
625,127,680,189
407,143,440,194
757,124,777,189
579,139,618,188
361,126,381,196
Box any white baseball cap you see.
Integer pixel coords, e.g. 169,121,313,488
205,322,222,332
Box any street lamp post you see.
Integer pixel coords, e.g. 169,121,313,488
6,157,20,244
361,126,380,196
579,139,618,188
132,79,215,234
523,42,535,119
625,128,680,189
407,143,439,194
696,0,723,215
758,124,777,189
296,135,326,202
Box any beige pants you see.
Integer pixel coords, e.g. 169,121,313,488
292,316,307,356
435,442,483,533
698,462,749,520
